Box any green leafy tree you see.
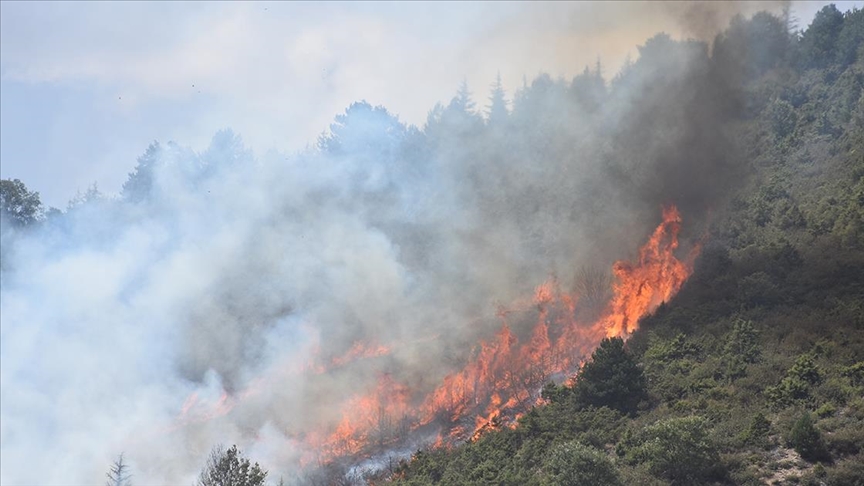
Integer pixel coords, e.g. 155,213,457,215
0,178,43,227
573,337,647,415
197,444,267,486
542,441,622,486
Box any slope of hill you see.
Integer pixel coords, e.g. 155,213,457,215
390,6,864,486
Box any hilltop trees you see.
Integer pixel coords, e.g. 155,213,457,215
486,72,509,126
0,178,43,228
121,142,162,203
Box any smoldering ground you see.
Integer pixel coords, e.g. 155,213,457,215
0,2,791,484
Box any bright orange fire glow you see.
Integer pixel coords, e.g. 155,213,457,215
178,205,700,468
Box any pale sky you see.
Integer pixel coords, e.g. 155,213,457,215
1,1,861,207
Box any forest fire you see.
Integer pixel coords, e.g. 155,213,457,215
293,205,700,466
178,205,699,470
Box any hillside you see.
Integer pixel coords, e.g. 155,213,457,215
390,6,864,486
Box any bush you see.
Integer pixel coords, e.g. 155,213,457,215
542,442,622,486
741,412,773,447
787,413,830,463
620,416,725,484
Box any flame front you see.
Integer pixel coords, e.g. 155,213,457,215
178,205,700,467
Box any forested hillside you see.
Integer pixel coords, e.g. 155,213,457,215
391,6,864,486
1,4,863,486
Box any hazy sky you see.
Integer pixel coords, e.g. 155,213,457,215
1,1,861,208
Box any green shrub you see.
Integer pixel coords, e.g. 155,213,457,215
621,416,725,484
787,413,830,463
541,442,622,486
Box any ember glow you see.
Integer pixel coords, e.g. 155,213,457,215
184,205,699,469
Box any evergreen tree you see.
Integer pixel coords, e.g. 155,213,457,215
573,337,647,415
122,141,162,203
451,78,476,114
787,413,829,462
105,454,132,486
799,4,845,69
486,72,509,126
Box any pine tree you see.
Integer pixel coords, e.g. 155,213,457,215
486,72,509,126
105,454,132,486
451,79,476,114
573,337,647,415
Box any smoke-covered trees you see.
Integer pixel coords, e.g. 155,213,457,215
713,11,791,80
485,72,509,126
319,101,407,165
105,454,132,486
122,142,162,203
197,444,267,486
0,178,43,228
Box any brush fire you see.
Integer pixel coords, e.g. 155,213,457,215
178,205,699,472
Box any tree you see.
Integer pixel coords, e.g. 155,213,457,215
798,4,845,69
765,97,797,140
570,62,606,113
713,12,790,80
723,318,761,380
621,416,724,484
122,142,162,203
451,78,476,114
573,337,647,415
542,441,622,486
486,72,509,126
197,444,267,486
836,7,864,66
787,412,829,462
0,178,43,228
105,454,132,486
318,101,406,158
